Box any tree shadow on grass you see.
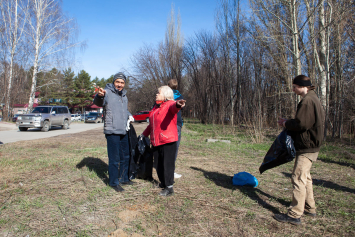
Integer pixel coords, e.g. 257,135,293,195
318,157,355,170
282,172,355,194
191,166,289,214
76,157,109,185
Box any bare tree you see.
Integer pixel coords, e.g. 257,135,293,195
130,4,185,111
249,0,302,81
126,0,355,140
216,0,235,126
26,0,79,112
163,4,184,85
0,0,29,120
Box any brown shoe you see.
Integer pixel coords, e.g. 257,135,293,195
303,211,316,217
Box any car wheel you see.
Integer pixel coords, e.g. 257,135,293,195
41,121,50,132
62,120,69,130
146,117,149,123
19,127,28,131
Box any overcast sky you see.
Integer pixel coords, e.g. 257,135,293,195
62,0,226,80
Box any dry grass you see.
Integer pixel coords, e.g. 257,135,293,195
0,122,354,236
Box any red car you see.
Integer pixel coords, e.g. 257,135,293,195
133,111,151,123
12,114,20,122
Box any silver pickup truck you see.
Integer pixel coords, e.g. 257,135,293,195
16,106,71,132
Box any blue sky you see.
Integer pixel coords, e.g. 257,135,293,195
62,0,224,80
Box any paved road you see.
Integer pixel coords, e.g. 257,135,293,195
0,122,104,144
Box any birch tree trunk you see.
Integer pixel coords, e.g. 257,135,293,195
27,0,79,112
235,0,241,124
317,0,327,108
0,0,28,120
305,0,332,138
290,0,301,76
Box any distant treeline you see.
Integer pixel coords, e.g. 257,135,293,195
128,0,355,138
1,0,354,139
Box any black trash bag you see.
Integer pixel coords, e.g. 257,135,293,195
137,135,149,156
128,123,138,180
129,135,153,180
259,129,296,174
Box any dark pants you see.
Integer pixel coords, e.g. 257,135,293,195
105,133,130,186
153,142,177,187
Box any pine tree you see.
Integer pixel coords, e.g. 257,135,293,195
73,70,94,113
37,68,63,105
61,68,76,107
92,76,107,89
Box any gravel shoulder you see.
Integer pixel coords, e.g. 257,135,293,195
0,122,17,131
0,122,105,144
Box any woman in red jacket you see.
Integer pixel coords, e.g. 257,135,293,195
143,86,186,196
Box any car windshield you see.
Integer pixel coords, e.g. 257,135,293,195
31,107,50,113
88,112,99,116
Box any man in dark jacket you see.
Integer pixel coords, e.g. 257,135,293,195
168,79,184,179
274,75,325,225
94,72,134,192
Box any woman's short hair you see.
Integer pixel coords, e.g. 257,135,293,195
158,85,174,101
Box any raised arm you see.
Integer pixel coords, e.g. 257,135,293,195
168,99,186,114
93,87,106,107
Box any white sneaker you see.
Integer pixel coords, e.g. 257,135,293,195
174,173,182,179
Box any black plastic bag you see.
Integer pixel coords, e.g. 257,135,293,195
259,130,296,174
128,124,138,180
129,135,153,180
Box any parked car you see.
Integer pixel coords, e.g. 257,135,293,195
79,114,85,121
16,106,71,132
12,114,21,122
133,111,151,123
85,112,103,123
71,114,80,121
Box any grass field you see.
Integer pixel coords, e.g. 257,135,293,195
0,122,354,236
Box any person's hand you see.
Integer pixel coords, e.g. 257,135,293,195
128,116,134,123
96,87,106,97
126,116,134,131
278,117,287,127
139,134,147,142
176,99,186,108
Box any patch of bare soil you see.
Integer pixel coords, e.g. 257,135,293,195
109,228,144,237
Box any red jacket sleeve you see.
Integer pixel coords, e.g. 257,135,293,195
169,101,181,115
142,124,151,137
